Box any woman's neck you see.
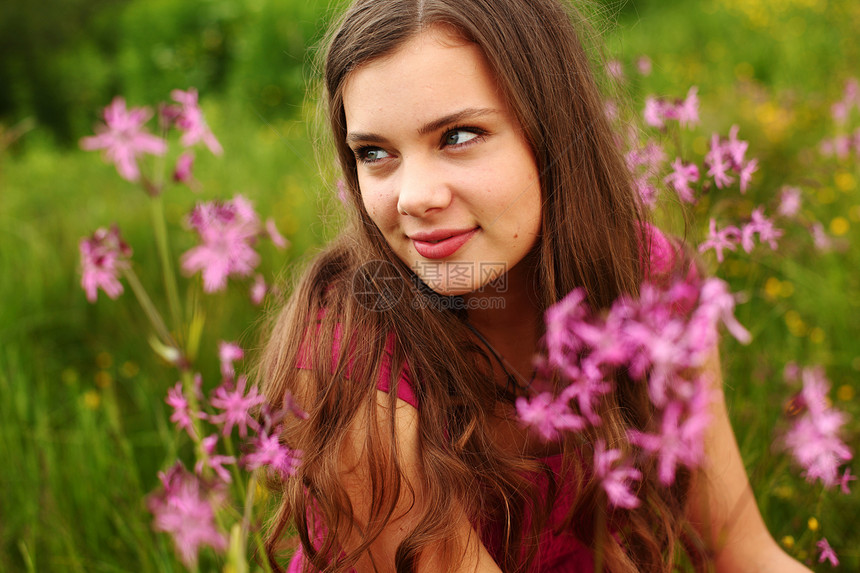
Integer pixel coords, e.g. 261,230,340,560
463,259,543,381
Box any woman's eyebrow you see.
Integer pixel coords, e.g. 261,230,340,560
345,107,500,145
416,107,500,136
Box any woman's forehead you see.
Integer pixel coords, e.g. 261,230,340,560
342,28,506,133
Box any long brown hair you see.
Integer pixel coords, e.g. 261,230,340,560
260,0,709,571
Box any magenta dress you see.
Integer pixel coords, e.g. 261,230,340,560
289,334,594,572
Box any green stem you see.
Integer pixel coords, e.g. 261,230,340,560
123,267,175,350
241,471,258,536
180,369,209,465
243,471,275,573
150,195,183,341
223,436,247,501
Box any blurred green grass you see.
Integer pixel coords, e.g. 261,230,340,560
1,0,858,571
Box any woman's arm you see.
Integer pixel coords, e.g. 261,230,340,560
690,349,811,573
336,389,503,573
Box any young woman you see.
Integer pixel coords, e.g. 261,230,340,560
260,0,811,571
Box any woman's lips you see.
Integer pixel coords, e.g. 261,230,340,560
411,228,479,259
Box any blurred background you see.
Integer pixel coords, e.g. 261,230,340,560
0,0,857,570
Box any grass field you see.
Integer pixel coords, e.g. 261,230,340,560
1,0,858,571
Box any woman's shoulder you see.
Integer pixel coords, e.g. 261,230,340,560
295,309,419,409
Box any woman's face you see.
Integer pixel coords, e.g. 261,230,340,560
342,26,542,296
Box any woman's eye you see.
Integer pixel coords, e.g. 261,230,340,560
356,147,390,163
443,129,480,147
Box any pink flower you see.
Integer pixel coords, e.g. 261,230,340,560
831,101,849,124
594,440,642,509
740,207,782,252
515,392,586,441
243,428,303,478
629,388,712,486
663,158,700,203
833,135,852,159
853,128,860,160
218,341,244,379
265,218,288,249
640,141,667,177
166,382,197,439
737,159,758,193
706,155,734,189
172,152,197,189
817,537,839,567
633,177,658,208
283,391,309,420
169,88,223,155
644,97,667,128
705,134,735,189
777,186,802,218
181,195,262,292
80,97,167,182
336,179,350,205
544,288,589,379
636,56,652,76
606,59,624,80
698,219,740,263
676,86,699,128
558,364,613,424
250,273,267,305
844,78,859,104
784,367,853,487
831,78,859,125
643,88,699,130
811,223,832,251
148,463,227,566
604,99,619,122
695,278,752,345
194,435,236,483
724,125,749,167
208,375,265,438
838,467,856,494
79,226,132,303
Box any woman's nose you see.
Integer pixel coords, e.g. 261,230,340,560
396,157,452,217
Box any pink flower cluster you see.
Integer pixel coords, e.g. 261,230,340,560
783,366,853,489
705,125,758,192
517,275,751,506
698,207,783,263
820,78,860,160
154,341,305,564
633,90,761,206
663,158,700,203
162,88,223,156
777,186,802,218
817,537,840,567
181,195,286,293
148,463,228,567
626,139,667,207
829,78,859,125
79,226,132,302
593,440,642,509
81,88,224,190
643,86,699,129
